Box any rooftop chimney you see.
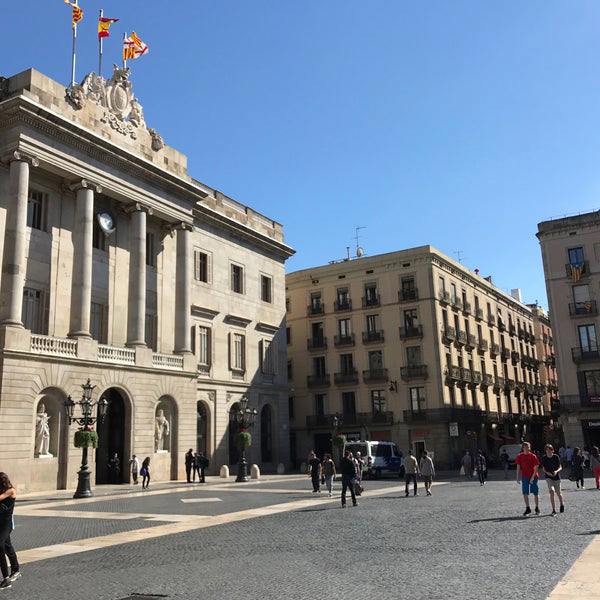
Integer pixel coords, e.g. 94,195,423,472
511,288,522,302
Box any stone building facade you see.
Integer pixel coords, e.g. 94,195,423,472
0,67,294,493
286,246,553,468
538,211,600,449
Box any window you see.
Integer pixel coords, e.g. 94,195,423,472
27,189,45,231
197,326,211,367
474,295,480,311
581,371,600,403
402,277,416,293
194,250,210,283
259,339,275,375
92,218,106,251
438,276,445,293
404,309,418,328
311,321,324,341
450,283,457,303
261,275,272,303
22,287,48,334
375,444,392,458
573,285,591,303
287,360,293,381
410,387,426,412
336,287,350,307
310,292,322,310
315,393,326,416
568,247,585,266
230,332,246,371
90,302,108,344
406,346,421,366
340,353,354,374
338,318,351,336
368,350,383,370
146,233,156,267
578,324,597,352
371,390,386,414
364,283,378,304
286,297,291,313
366,314,379,333
286,327,291,345
342,391,356,418
231,264,244,294
462,290,468,306
145,312,158,351
288,396,295,419
313,356,326,376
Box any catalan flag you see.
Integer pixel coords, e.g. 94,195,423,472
98,16,119,39
64,0,83,28
123,32,149,62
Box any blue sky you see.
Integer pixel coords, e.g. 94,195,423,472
3,2,600,307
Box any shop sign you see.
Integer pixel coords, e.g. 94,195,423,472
449,422,459,437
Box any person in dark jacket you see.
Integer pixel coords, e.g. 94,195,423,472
194,452,208,483
108,453,121,484
185,449,194,483
0,473,19,589
571,447,585,489
340,450,358,507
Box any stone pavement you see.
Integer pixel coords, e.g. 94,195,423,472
4,473,600,599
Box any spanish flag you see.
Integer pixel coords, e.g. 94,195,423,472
64,0,83,28
98,17,119,39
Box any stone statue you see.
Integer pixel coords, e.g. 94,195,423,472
129,98,145,128
35,403,52,457
155,408,170,452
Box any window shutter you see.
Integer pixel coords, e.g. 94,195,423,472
190,325,196,356
207,253,212,284
228,332,232,370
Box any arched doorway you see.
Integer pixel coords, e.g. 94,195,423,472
96,388,129,485
260,405,273,463
197,402,208,455
155,396,178,480
229,403,240,465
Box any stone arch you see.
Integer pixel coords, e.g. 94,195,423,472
260,404,273,464
196,400,211,457
155,395,179,480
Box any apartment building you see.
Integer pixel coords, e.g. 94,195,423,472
286,246,552,468
538,211,600,449
0,67,293,492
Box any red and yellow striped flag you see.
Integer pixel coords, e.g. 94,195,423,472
64,0,83,28
98,17,119,39
123,32,149,61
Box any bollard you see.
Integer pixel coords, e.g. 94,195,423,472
250,464,261,479
219,465,229,478
277,463,285,475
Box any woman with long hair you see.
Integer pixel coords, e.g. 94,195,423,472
0,473,19,589
140,457,151,490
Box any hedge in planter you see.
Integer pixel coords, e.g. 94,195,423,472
74,430,98,449
333,434,347,448
236,431,252,451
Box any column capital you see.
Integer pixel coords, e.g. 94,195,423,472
1,150,39,168
69,179,102,194
173,221,193,232
125,202,153,216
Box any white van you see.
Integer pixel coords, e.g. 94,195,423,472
499,444,522,466
344,441,404,479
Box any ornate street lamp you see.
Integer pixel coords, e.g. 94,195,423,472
64,379,108,499
231,396,258,482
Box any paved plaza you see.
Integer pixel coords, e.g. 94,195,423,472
5,473,600,599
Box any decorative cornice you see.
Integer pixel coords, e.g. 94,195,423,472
191,305,219,320
69,178,102,194
255,321,280,335
1,149,39,167
224,314,252,328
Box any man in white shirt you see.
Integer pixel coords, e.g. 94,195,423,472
129,455,141,485
404,450,420,497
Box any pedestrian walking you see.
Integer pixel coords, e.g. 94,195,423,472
565,446,573,465
541,444,564,516
322,453,336,497
515,441,540,516
307,451,322,493
0,473,19,590
340,450,358,507
185,449,194,483
129,454,140,485
108,452,121,484
419,450,435,496
461,451,472,479
354,452,364,496
195,452,208,483
140,457,151,490
558,446,566,467
475,450,487,486
571,447,585,489
590,446,600,489
500,449,510,479
404,449,419,497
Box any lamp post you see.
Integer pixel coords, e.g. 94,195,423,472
64,379,108,498
231,396,258,483
331,413,343,464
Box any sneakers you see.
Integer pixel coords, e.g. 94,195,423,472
523,507,532,516
328,492,332,497
352,502,358,507
0,579,12,590
535,507,540,515
560,504,565,513
9,573,21,583
551,510,557,516
426,490,432,496
405,492,409,497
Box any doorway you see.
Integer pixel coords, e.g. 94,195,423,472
96,388,128,484
229,403,240,465
197,402,208,455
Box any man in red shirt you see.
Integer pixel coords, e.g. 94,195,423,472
515,441,540,516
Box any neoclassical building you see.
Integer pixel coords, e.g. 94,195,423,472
0,67,294,493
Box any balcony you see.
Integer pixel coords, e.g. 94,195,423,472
509,324,516,336
500,347,511,361
98,344,136,365
334,334,355,348
445,365,461,383
442,325,456,343
439,290,450,304
475,308,484,321
401,364,428,381
307,374,331,388
498,320,506,333
572,347,600,364
399,325,423,340
399,289,419,303
490,343,500,357
306,412,394,429
525,383,535,395
463,301,472,315
535,384,546,396
452,297,463,311
545,355,556,367
361,411,394,425
487,314,496,326
481,374,494,388
306,414,337,428
511,351,520,364
307,303,324,316
477,339,488,353
362,368,389,383
569,301,598,317
505,378,516,391
456,330,467,346
530,333,537,343
334,370,359,385
466,334,477,350
334,299,352,312
565,261,590,279
362,294,380,308
459,367,472,386
518,328,526,340
31,334,77,358
362,330,384,344
493,376,505,392
307,336,327,351
470,370,482,386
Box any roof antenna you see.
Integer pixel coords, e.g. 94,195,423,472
355,226,366,258
454,249,464,264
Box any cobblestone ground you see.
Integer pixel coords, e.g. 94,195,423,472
6,473,600,600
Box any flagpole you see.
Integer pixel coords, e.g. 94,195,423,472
123,32,127,69
70,0,78,86
98,9,103,77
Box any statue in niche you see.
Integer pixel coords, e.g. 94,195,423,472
155,408,171,452
35,403,52,457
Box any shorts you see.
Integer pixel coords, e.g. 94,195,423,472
546,478,561,493
423,475,432,484
521,478,539,496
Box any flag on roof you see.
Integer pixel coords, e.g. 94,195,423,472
64,0,83,28
98,16,119,39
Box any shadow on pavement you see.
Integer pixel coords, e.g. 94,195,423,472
469,515,551,523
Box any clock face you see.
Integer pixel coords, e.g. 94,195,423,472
97,212,115,235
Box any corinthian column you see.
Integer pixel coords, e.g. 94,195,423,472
127,203,151,346
0,151,39,326
175,223,192,354
69,180,101,338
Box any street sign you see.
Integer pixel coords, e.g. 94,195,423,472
449,422,459,437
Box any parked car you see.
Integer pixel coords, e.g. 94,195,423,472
344,441,404,479
498,444,523,467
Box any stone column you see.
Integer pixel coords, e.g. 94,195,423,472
69,180,101,338
127,203,151,347
0,151,39,326
175,223,192,354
